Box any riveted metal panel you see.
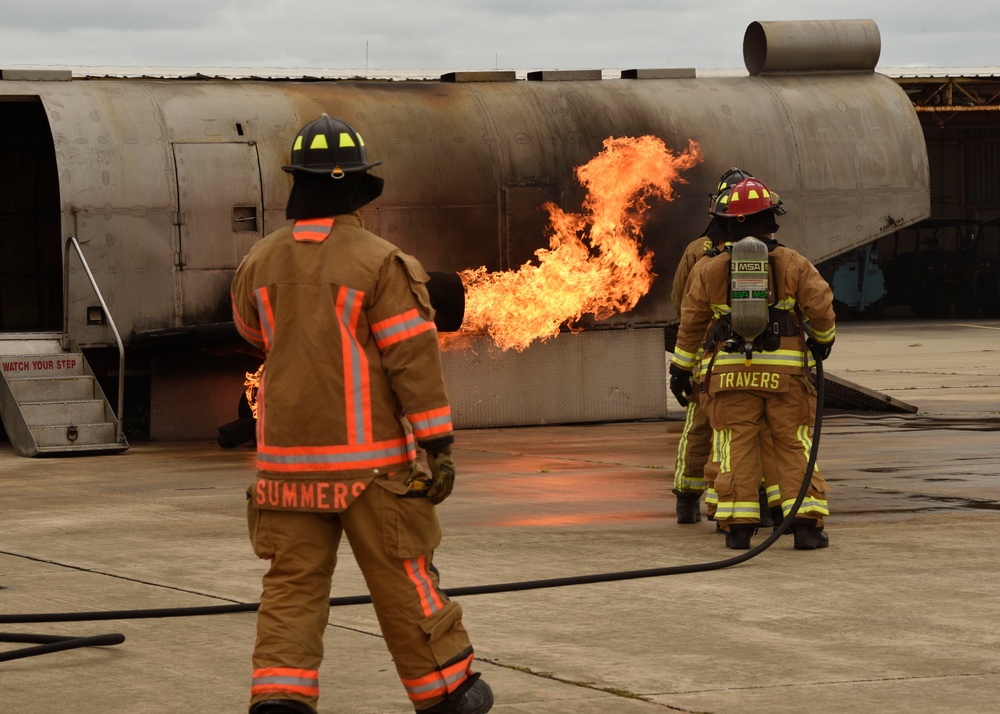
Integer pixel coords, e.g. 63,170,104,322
0,19,934,437
1,61,928,340
174,142,263,324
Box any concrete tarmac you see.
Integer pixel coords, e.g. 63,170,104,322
1,319,999,714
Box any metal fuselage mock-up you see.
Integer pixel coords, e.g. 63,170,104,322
0,19,930,441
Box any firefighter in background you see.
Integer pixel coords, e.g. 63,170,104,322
669,177,835,551
669,168,773,528
231,115,493,714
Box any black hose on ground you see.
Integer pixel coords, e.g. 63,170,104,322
0,633,126,663
0,362,825,656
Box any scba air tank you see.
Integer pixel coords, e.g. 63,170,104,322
729,236,771,365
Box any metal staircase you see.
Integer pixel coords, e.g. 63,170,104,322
0,333,128,456
0,236,129,456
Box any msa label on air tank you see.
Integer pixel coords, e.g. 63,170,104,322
731,258,769,301
731,278,769,301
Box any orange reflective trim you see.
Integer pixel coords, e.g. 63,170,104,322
404,678,447,701
371,308,420,332
401,653,474,701
372,308,435,350
250,666,320,697
250,684,319,697
404,555,445,618
336,286,372,444
337,286,372,444
439,653,475,691
256,370,267,446
254,287,276,352
292,218,335,242
408,406,453,440
231,293,262,344
256,434,416,473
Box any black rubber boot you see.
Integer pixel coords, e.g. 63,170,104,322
250,700,316,714
673,490,702,524
791,519,830,550
758,488,773,527
724,523,757,550
421,674,494,714
771,506,786,533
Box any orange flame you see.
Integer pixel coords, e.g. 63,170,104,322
245,364,262,419
443,135,702,352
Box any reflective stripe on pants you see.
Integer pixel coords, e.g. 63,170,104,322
702,375,829,526
247,474,476,711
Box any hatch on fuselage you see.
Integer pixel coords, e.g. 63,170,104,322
0,97,61,332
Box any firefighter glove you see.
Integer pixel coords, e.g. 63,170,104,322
669,363,693,408
807,337,834,362
426,446,456,505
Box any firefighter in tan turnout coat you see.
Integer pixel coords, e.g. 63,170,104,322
669,177,836,551
231,115,493,714
669,167,771,526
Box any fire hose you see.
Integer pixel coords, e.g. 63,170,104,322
1,360,825,662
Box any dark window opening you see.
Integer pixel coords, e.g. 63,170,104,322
0,98,62,331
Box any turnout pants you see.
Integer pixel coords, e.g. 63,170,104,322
703,375,829,526
673,400,713,496
247,473,476,712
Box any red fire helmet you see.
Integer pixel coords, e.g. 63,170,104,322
726,177,776,219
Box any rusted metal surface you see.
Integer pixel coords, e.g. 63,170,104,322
0,20,929,355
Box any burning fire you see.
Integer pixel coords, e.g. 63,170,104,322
245,364,262,419
443,135,702,352
241,135,700,414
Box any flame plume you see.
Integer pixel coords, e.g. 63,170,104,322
242,136,701,415
245,364,262,419
444,135,702,352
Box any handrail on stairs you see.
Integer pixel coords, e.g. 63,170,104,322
62,236,125,445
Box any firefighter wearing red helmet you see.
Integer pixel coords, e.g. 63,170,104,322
232,114,493,714
669,169,774,529
670,176,835,550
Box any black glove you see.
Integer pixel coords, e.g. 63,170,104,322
668,363,693,408
807,338,834,362
426,446,456,505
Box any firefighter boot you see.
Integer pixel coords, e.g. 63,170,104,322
771,506,786,534
790,518,830,550
250,700,317,714
421,674,494,714
724,523,756,550
673,490,702,524
758,488,773,528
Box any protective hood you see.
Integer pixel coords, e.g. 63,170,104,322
286,171,385,220
727,210,780,241
703,215,730,244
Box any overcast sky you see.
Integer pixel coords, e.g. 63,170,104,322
0,1,995,73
